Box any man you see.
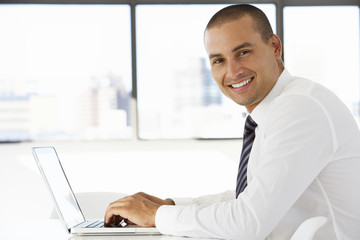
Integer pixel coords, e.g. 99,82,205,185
105,4,360,239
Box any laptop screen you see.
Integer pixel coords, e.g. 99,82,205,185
33,147,85,230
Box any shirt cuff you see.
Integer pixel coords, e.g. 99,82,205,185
155,205,181,235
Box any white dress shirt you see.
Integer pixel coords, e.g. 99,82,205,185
155,69,360,240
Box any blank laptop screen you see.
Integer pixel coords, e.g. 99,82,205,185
33,147,84,229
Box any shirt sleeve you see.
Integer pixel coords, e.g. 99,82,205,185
155,94,335,240
171,190,235,206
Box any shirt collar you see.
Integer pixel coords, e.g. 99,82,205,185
250,68,292,126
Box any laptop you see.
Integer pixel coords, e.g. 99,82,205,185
32,146,160,235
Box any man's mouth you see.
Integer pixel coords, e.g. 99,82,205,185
230,77,254,88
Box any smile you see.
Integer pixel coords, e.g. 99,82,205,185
230,77,254,88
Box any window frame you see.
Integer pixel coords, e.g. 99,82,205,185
0,0,359,140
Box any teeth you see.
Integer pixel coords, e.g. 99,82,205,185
232,78,253,88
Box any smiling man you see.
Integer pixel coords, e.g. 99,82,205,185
205,13,282,113
105,4,360,239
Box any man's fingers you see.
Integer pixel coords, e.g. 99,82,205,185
113,215,122,225
104,199,128,225
104,194,159,227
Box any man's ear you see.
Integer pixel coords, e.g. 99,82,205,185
270,34,282,59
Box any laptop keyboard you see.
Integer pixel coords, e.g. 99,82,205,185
85,220,104,228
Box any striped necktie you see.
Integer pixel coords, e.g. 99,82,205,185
236,115,257,198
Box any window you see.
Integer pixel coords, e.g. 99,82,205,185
136,4,276,139
0,1,358,141
284,6,360,124
0,4,132,141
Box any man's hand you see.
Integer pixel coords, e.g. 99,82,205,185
135,192,175,206
104,192,174,227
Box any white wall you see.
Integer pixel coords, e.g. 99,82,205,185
0,139,241,220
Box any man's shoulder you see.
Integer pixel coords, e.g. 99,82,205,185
281,75,316,95
279,75,339,105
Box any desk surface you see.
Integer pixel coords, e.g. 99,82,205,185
0,219,70,240
0,219,209,240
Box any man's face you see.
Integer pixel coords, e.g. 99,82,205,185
204,15,282,112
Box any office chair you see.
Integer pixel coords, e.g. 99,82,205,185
290,216,327,240
49,192,125,219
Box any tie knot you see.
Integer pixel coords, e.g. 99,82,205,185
244,115,257,134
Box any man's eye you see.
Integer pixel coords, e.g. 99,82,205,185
213,58,224,64
239,50,250,56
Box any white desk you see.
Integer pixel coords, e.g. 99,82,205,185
0,219,213,240
0,219,70,240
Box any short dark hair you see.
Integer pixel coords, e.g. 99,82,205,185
205,4,274,43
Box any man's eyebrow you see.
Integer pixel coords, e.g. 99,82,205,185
209,53,222,60
208,42,254,60
232,42,253,53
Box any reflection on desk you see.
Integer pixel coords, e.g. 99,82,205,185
0,219,217,240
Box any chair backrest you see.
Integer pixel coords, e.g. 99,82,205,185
49,192,125,219
290,216,327,240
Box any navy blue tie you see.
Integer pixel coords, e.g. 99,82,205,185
236,115,257,198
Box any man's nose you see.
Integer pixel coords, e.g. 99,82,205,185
226,60,243,80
